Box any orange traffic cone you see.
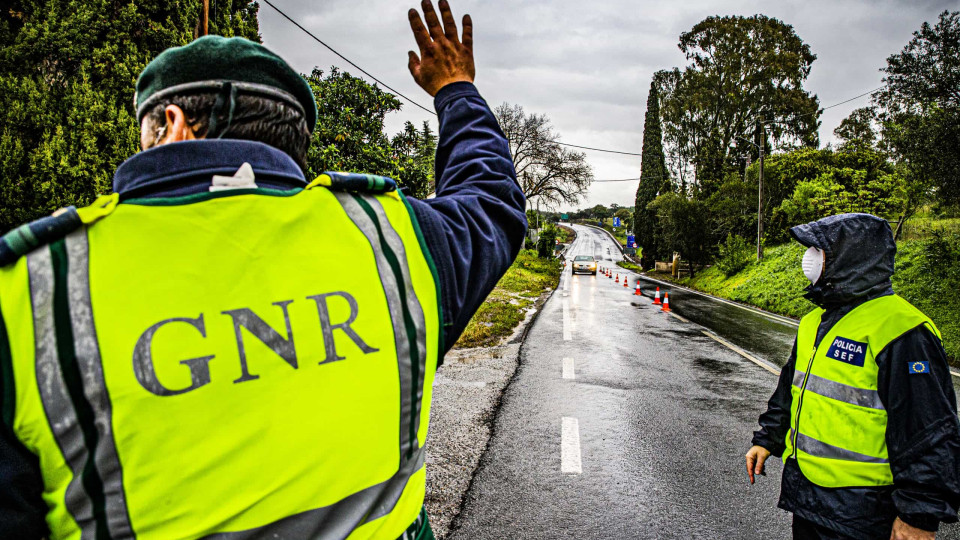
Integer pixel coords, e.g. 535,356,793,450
624,276,629,287
615,274,619,283
661,293,671,312
653,287,662,305
635,282,642,296
608,270,613,279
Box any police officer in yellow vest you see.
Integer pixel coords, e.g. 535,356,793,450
746,213,960,539
0,1,526,538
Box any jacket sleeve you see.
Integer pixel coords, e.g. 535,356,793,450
0,314,48,539
751,338,797,458
405,82,526,354
878,325,960,532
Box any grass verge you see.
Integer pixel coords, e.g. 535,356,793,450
455,250,562,348
617,260,642,272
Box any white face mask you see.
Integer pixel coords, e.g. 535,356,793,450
801,246,825,285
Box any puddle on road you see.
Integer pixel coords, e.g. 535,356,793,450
659,327,703,338
692,356,736,375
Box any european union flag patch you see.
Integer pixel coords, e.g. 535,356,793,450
825,336,868,367
908,360,930,375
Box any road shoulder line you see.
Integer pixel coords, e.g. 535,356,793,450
702,330,780,376
638,273,800,328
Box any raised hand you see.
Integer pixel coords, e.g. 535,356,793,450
407,0,475,96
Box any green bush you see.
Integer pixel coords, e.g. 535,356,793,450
536,224,558,258
717,234,754,276
893,232,960,362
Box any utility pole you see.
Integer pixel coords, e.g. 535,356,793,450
201,0,210,36
757,123,765,260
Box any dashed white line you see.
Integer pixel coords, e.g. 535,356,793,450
702,330,780,376
561,417,582,474
562,357,575,380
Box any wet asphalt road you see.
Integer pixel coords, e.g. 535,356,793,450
450,224,960,539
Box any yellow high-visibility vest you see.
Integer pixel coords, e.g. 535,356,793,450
0,174,442,539
784,294,940,488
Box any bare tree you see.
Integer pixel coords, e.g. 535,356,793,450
495,103,593,207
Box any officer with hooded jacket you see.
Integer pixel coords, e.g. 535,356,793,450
746,213,960,540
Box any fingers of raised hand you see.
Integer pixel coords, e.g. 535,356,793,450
408,9,430,53
421,0,444,41
461,14,473,50
407,51,422,80
438,0,459,41
745,455,756,483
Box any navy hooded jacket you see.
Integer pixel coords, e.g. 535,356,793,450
752,213,960,537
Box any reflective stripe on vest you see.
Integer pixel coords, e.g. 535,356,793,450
28,232,134,539
3,185,441,539
783,295,940,488
791,369,885,410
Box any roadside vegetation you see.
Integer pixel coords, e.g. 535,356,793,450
455,250,562,348
652,232,960,363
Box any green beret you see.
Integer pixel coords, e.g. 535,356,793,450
135,35,317,132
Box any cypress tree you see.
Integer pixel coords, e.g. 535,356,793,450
0,1,259,233
634,80,670,269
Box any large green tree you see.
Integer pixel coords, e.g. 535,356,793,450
659,15,821,195
0,0,259,233
305,67,437,199
876,11,960,214
635,80,671,268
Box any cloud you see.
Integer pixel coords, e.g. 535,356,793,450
260,0,954,209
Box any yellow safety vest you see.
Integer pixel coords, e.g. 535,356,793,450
784,294,941,488
0,173,442,539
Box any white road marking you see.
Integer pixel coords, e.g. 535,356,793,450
562,298,572,341
562,357,575,380
669,312,690,323
561,417,582,474
702,330,780,376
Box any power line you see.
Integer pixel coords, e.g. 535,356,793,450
553,142,641,156
261,0,643,156
591,178,640,182
821,87,882,111
755,87,884,128
261,0,435,115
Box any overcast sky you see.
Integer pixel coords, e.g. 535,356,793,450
258,0,957,211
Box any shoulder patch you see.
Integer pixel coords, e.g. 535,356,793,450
308,171,397,194
908,360,930,375
0,208,82,267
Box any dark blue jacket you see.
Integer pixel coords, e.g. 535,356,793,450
0,82,526,537
753,214,960,538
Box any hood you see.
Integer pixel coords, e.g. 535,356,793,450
789,213,895,307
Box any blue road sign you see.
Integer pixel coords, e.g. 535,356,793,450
613,217,621,227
